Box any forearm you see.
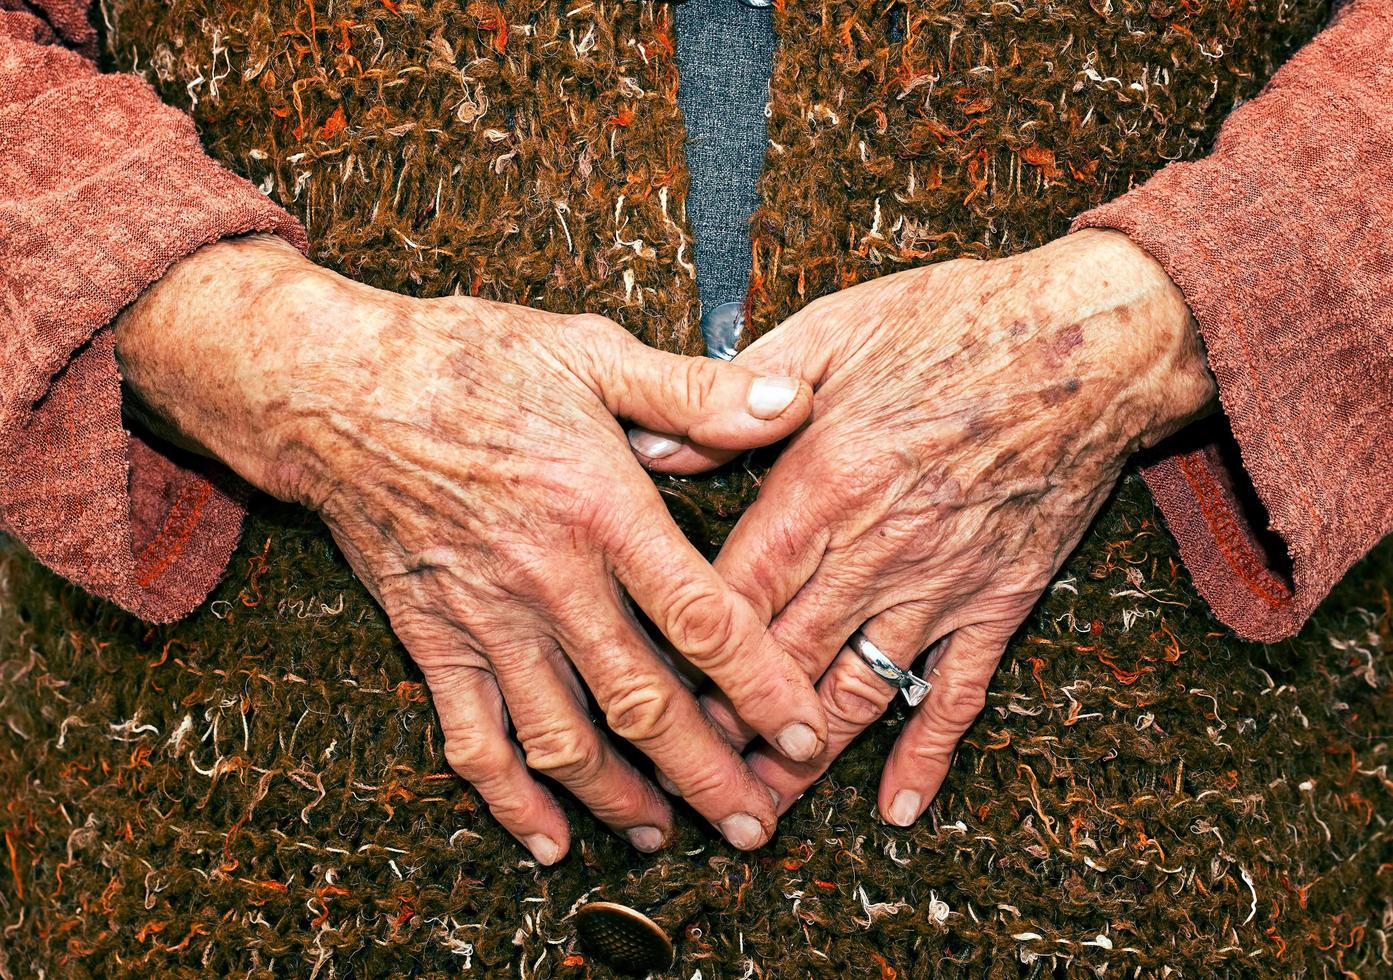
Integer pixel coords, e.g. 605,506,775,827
0,9,305,621
1041,231,1219,457
1073,0,1393,639
114,235,332,494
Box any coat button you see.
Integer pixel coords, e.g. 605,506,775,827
574,901,675,973
700,301,745,361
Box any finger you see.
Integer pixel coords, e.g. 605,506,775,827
492,640,674,853
621,313,827,474
555,594,781,850
745,601,945,813
418,660,572,864
605,482,829,764
700,540,881,752
695,454,851,751
878,623,1011,826
711,440,831,622
729,314,838,383
568,318,813,450
625,429,743,476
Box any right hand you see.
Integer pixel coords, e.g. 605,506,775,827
113,234,828,861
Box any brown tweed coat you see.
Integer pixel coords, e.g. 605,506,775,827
1,2,1393,976
2,0,1389,642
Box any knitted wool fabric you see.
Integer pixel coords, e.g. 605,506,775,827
5,2,1392,978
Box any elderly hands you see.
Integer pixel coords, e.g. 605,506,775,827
636,230,1218,827
113,234,830,863
116,225,1213,859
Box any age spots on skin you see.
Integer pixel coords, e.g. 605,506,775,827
1044,323,1084,366
1038,377,1082,406
963,409,996,440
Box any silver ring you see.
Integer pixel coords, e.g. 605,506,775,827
848,630,931,707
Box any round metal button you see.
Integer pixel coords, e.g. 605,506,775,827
574,901,675,974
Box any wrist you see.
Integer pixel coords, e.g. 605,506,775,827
114,234,354,498
1039,229,1218,452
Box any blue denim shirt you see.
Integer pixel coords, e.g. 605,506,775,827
673,0,775,319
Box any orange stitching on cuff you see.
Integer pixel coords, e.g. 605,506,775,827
1175,454,1292,611
134,478,213,589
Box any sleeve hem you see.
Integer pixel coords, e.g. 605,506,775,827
0,139,305,622
1139,451,1303,643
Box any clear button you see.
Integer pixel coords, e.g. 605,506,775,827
700,301,746,361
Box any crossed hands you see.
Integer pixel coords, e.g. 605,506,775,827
115,229,1215,863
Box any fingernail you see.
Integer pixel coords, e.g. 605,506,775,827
524,834,563,864
775,722,819,762
657,771,680,796
719,813,764,850
746,376,800,419
887,790,922,827
767,785,782,810
627,428,681,459
628,825,665,852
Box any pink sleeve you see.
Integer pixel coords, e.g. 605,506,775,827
0,2,307,622
1073,0,1392,641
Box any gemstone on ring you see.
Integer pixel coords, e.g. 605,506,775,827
848,630,931,707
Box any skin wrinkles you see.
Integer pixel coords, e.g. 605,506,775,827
637,229,1219,828
112,233,833,862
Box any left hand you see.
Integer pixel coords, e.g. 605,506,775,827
632,230,1218,826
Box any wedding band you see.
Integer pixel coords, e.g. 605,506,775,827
848,630,931,707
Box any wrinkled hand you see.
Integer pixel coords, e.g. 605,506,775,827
635,230,1217,826
114,235,829,860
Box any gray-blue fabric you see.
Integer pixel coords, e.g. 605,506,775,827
673,0,776,315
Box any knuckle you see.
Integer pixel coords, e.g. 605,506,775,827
902,737,955,773
485,794,533,826
767,509,819,566
443,729,507,780
566,314,626,378
825,673,891,730
521,726,606,785
490,540,576,606
902,725,961,769
529,464,617,536
604,679,677,744
387,609,452,666
679,356,722,411
798,290,844,330
664,583,738,663
669,758,733,803
930,678,988,729
570,489,622,541
497,543,554,589
571,312,623,337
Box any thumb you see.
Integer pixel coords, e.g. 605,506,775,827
623,314,831,474
586,332,813,473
